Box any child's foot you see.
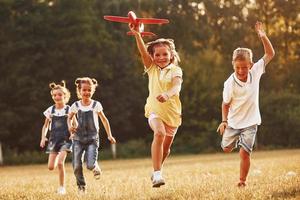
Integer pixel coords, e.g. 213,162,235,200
237,182,246,187
57,186,66,195
152,177,165,188
93,165,102,180
151,171,165,188
78,185,86,194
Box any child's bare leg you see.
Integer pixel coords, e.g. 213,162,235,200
48,153,58,170
162,136,174,165
149,118,166,171
239,148,250,183
57,151,67,187
223,147,233,153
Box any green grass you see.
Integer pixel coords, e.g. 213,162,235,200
0,149,299,200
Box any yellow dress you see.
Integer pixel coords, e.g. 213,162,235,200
144,63,183,127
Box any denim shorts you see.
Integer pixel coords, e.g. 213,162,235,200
46,140,72,153
221,125,257,153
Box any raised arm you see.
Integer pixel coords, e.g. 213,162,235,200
255,21,275,65
129,24,153,68
98,111,116,144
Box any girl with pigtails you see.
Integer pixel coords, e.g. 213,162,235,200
67,77,116,194
40,80,73,195
129,24,183,187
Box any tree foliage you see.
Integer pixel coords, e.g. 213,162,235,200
0,0,299,155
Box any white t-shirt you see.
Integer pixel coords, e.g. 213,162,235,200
43,105,70,131
70,100,103,131
223,58,265,129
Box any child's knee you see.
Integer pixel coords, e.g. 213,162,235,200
57,162,64,169
86,163,95,170
48,165,55,170
154,129,166,138
239,148,250,160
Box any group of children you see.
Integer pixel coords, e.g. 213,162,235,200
40,78,116,194
40,21,274,194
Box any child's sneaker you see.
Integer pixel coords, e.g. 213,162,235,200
57,186,66,195
152,171,165,188
78,185,86,195
152,177,165,188
93,165,102,180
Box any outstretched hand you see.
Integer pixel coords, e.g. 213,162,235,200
255,21,266,38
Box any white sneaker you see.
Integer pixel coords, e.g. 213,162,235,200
152,171,165,188
57,186,66,195
152,177,165,188
93,165,102,180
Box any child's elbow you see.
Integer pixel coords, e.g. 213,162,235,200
270,49,275,58
269,48,275,58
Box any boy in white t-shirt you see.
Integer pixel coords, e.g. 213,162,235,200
217,21,275,187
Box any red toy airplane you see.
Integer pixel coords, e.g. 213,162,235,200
103,11,169,36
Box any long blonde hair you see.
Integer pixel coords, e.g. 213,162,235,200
146,38,181,66
74,77,98,99
49,80,71,103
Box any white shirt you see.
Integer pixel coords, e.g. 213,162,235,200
70,100,103,131
223,58,265,129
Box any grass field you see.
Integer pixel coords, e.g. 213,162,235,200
0,149,299,200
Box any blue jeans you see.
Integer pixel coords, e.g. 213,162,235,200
72,139,99,187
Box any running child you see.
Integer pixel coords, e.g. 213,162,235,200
40,81,73,195
68,77,116,193
217,21,275,187
129,24,183,187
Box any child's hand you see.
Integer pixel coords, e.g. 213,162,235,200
108,136,116,144
69,133,75,140
69,126,77,134
40,137,48,148
216,122,228,135
255,21,266,38
128,23,140,35
156,93,169,103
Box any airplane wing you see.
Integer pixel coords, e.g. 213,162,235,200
136,18,169,24
103,16,131,23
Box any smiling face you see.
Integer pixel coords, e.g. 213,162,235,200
233,59,251,82
51,89,65,105
79,83,94,101
152,44,173,69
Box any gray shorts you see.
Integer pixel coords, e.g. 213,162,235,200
221,125,257,153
